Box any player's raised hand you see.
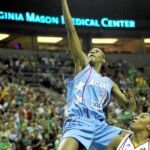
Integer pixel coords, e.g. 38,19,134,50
124,88,136,112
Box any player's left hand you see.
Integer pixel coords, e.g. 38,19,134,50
125,88,136,112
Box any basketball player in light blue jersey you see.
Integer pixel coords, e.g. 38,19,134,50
58,0,136,150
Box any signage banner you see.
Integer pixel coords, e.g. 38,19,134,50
0,11,136,29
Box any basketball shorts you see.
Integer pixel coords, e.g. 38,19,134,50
62,116,122,150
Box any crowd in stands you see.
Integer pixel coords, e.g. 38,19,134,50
0,54,149,150
106,60,150,128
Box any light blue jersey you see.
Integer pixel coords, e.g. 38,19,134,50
66,65,112,120
63,65,122,150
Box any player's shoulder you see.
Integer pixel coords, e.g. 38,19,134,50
116,134,131,150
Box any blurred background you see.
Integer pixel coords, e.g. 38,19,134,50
0,0,149,149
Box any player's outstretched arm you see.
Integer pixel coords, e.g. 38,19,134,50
61,0,88,74
112,82,136,112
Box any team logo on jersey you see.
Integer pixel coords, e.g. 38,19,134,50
74,95,82,104
89,79,108,90
75,81,85,92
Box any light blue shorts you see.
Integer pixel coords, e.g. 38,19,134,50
62,116,122,150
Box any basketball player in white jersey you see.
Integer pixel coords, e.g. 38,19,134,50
107,113,150,150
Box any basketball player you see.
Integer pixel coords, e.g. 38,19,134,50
58,0,136,150
107,113,150,150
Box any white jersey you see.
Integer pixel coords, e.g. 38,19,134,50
117,134,150,150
